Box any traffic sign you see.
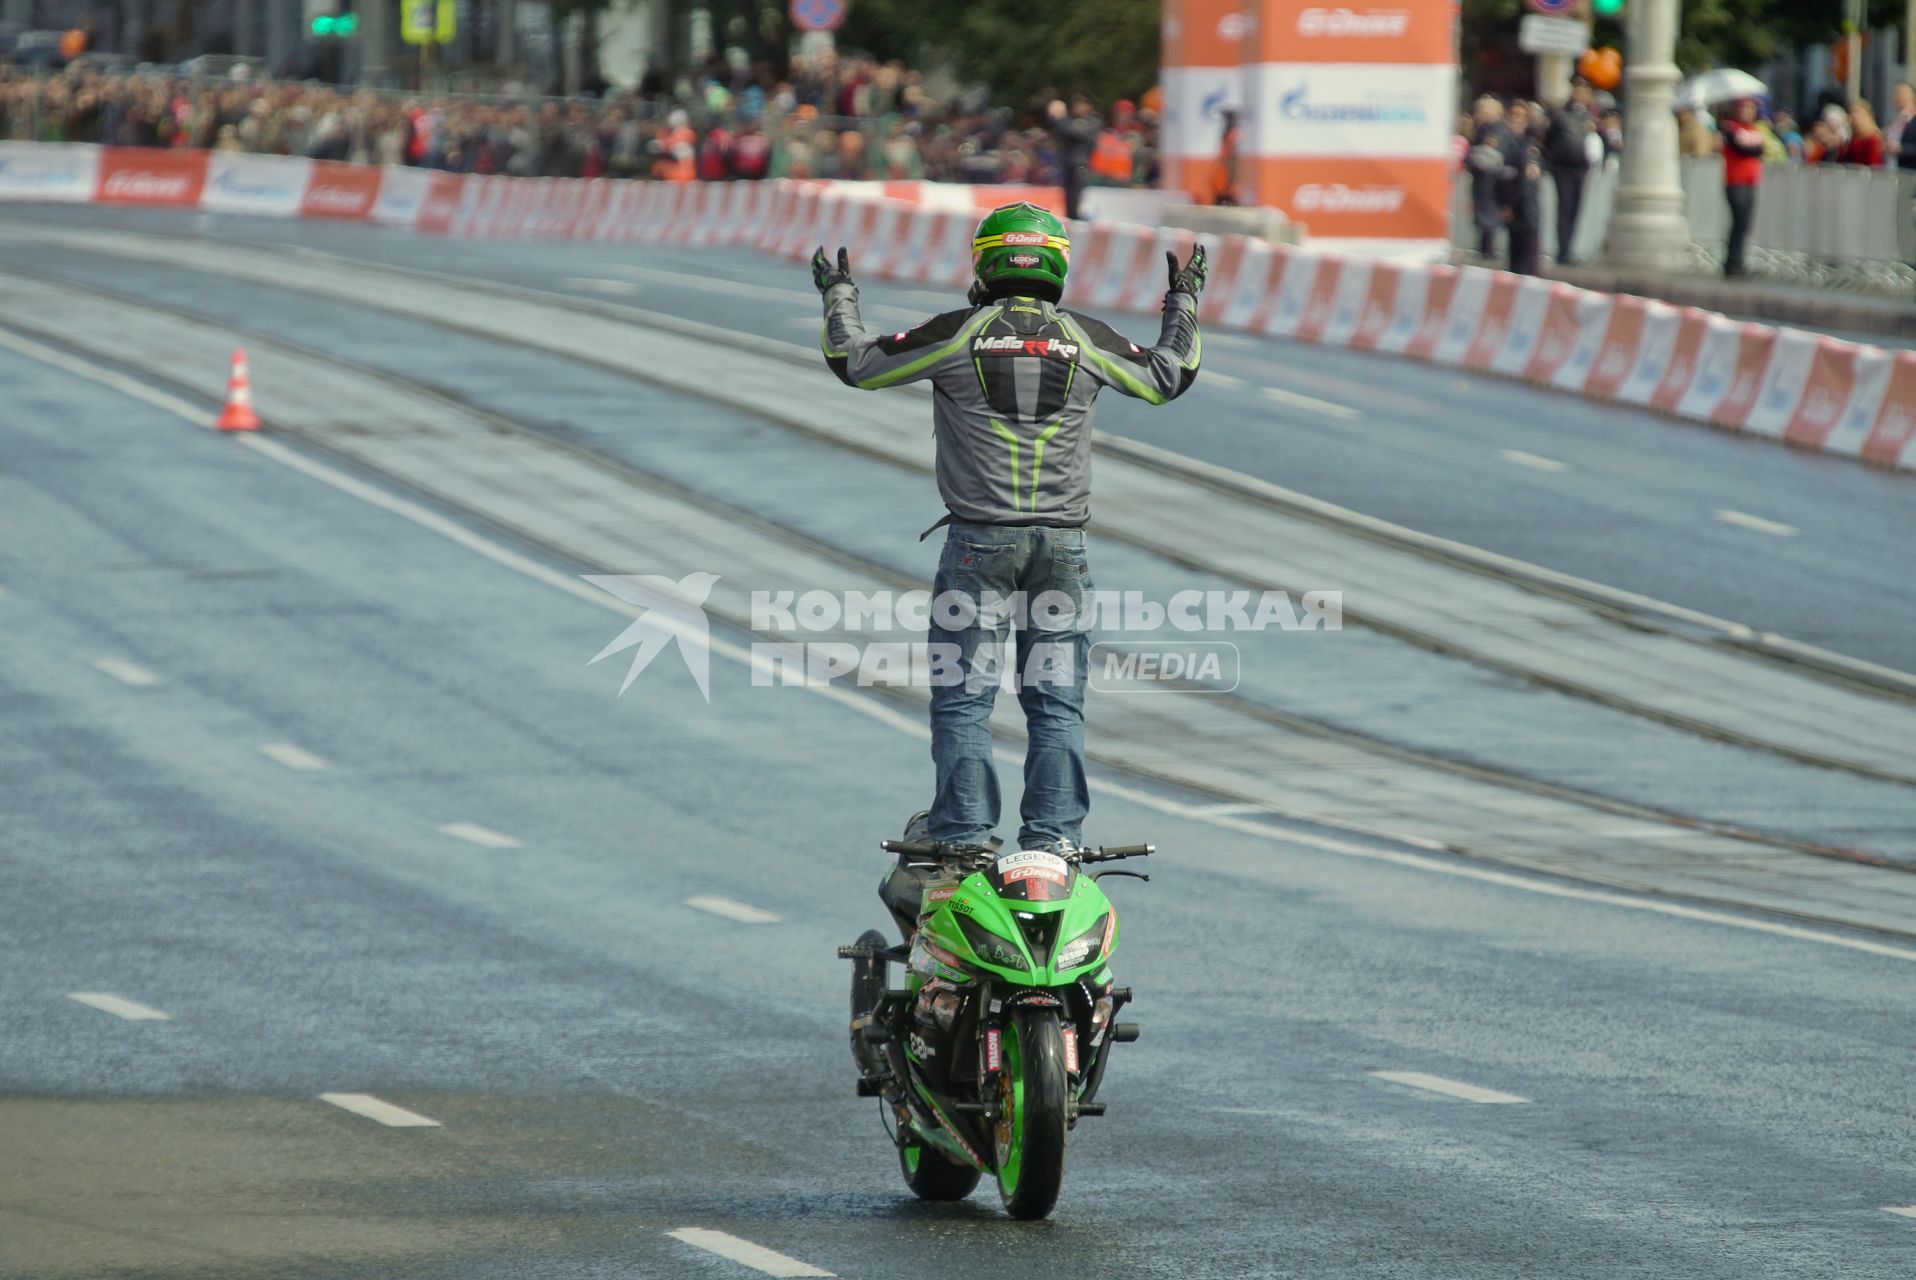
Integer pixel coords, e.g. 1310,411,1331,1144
1519,14,1590,56
1524,0,1577,13
402,0,455,44
790,0,846,33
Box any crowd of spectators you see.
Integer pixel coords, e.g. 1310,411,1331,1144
1675,83,1916,170
0,49,1164,190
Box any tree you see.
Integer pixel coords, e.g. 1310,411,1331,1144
833,0,1160,108
1462,0,1907,87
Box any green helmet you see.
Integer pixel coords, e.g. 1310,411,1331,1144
971,202,1071,297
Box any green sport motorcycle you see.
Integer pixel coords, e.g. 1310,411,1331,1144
839,837,1150,1220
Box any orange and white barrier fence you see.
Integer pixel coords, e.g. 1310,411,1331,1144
1,142,1911,475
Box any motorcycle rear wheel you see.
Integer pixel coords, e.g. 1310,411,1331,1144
995,1006,1069,1220
899,1138,982,1201
848,928,888,1079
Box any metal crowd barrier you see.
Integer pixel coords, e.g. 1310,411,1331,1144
1453,155,1916,272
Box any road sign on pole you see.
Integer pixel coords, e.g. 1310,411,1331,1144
790,0,847,33
1519,14,1590,56
402,0,455,44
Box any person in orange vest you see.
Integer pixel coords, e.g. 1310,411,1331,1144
652,108,697,182
1089,123,1134,186
1207,109,1239,206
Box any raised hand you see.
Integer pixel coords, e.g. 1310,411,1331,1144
1166,245,1208,298
812,245,854,294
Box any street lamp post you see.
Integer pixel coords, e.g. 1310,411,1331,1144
1602,0,1691,271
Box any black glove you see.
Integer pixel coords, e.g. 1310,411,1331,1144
812,245,854,294
1167,245,1208,298
967,278,991,307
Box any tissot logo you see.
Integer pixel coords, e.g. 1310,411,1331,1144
1296,6,1413,37
1293,183,1406,214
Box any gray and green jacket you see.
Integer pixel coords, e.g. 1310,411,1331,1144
821,285,1201,527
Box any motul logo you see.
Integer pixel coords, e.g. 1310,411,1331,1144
1294,183,1405,214
104,171,190,199
306,184,368,211
1296,7,1412,37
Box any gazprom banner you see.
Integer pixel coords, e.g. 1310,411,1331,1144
0,142,98,203
203,153,310,216
1160,0,1246,198
1242,0,1457,256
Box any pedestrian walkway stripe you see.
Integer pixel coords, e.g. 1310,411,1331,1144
1715,508,1798,537
1262,385,1362,421
666,1228,833,1277
258,742,329,771
68,992,170,1021
685,895,782,924
1369,1070,1528,1104
318,1093,441,1128
91,657,162,687
1500,449,1569,473
438,821,522,849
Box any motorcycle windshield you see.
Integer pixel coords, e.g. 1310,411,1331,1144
988,849,1076,904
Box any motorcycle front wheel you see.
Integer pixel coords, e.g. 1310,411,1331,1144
994,1005,1069,1220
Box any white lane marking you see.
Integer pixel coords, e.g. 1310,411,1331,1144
1369,1071,1528,1104
666,1228,834,1278
1093,774,1916,964
68,992,170,1021
257,742,329,771
438,821,522,849
1500,449,1569,473
1883,1206,1916,1219
20,334,1916,969
606,262,926,323
1194,801,1273,816
91,657,163,687
1261,385,1362,421
1204,371,1249,390
560,276,641,296
685,895,783,924
318,1093,442,1128
1715,508,1798,537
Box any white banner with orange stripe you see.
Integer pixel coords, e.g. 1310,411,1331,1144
1242,0,1457,257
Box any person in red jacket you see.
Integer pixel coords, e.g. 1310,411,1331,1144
1840,100,1887,167
1721,98,1765,277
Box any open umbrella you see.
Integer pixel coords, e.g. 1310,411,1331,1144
1673,69,1767,111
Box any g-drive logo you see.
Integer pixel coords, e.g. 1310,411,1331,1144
1297,7,1412,37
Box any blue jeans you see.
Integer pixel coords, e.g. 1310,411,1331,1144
927,520,1091,850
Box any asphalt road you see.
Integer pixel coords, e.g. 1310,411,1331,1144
29,204,1906,674
4,207,1916,1278
0,216,1910,863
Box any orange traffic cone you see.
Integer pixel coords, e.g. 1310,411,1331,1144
215,348,261,432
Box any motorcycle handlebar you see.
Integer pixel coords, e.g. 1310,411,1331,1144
881,839,1156,863
1084,844,1154,862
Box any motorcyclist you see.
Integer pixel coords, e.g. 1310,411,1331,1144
809,201,1205,935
